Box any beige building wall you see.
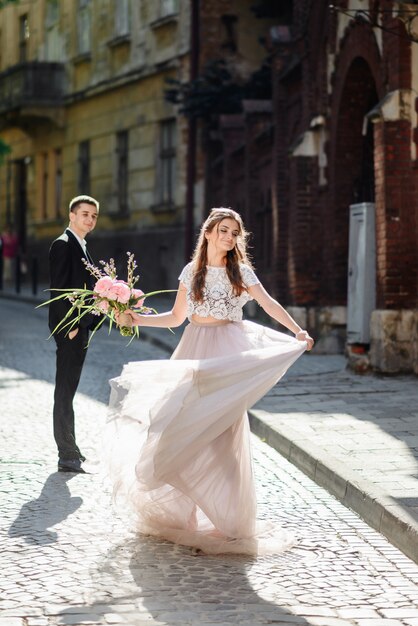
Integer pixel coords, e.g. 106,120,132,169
0,0,191,288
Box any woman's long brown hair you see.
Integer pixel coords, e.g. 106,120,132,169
190,208,253,303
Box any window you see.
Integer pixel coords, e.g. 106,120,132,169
221,15,237,53
45,0,62,61
116,131,129,214
255,191,272,267
54,149,62,218
78,140,90,194
46,0,59,24
115,0,130,37
160,0,178,18
252,0,292,24
158,120,176,207
19,14,30,63
77,0,91,55
41,153,49,219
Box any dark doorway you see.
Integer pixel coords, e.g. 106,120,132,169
353,108,375,204
13,158,28,254
332,57,378,304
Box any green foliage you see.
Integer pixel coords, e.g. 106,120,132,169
0,139,11,165
165,59,272,120
0,0,20,8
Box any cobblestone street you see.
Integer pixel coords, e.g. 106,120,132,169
1,299,418,626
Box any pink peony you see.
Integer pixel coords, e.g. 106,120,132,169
94,276,115,298
109,280,131,304
132,288,145,307
96,299,110,313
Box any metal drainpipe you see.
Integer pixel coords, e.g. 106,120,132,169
184,0,200,262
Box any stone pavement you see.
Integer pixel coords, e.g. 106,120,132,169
2,284,418,565
2,296,418,625
81,287,418,566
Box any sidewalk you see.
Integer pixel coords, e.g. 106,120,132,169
2,282,418,565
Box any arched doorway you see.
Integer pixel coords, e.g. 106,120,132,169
332,56,379,305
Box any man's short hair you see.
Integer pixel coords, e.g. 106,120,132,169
69,195,99,213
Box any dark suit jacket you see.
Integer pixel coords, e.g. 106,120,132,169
48,229,97,334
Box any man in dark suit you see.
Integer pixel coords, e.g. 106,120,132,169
49,195,100,473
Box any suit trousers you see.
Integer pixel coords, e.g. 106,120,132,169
53,327,89,460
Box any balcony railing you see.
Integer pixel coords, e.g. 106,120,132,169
0,62,65,115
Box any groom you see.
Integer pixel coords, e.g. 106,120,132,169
49,195,100,473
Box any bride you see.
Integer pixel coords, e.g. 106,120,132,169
107,207,314,555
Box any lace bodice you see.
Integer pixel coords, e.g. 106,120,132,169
178,262,260,321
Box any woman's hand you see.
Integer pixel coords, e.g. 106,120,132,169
295,330,314,351
115,310,134,328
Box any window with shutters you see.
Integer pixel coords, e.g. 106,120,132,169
77,0,91,56
156,120,176,209
78,140,90,194
116,131,129,214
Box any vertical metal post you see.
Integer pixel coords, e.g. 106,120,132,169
32,256,38,295
184,0,200,262
6,159,12,225
15,254,21,294
0,243,3,291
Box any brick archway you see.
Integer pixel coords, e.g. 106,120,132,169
326,23,383,305
330,21,384,139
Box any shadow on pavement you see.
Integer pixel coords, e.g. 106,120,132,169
397,497,418,523
53,529,400,624
8,472,82,545
56,535,313,626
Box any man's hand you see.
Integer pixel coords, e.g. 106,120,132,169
68,328,79,340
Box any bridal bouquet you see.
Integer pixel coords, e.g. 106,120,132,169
39,252,173,344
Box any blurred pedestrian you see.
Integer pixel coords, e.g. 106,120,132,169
1,224,18,285
108,207,314,555
49,195,100,473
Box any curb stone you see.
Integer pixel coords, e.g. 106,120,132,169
249,408,418,565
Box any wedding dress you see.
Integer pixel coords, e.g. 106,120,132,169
105,265,306,554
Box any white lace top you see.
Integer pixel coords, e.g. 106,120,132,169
178,262,260,322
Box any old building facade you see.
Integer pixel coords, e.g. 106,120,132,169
0,0,193,291
205,0,418,374
0,0,278,293
1,0,416,374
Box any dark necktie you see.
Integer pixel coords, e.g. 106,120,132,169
84,246,94,265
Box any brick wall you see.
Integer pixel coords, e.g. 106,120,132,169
374,120,418,309
203,0,418,315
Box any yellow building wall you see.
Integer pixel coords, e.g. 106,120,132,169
0,0,189,247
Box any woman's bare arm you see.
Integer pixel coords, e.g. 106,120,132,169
118,284,188,329
248,283,314,350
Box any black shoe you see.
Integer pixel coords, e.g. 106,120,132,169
58,459,86,473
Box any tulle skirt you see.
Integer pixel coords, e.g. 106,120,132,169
105,319,306,555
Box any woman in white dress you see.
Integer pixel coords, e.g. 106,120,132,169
109,208,314,555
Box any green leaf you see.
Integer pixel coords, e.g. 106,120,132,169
85,316,107,348
36,277,178,346
0,138,11,166
0,0,20,9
